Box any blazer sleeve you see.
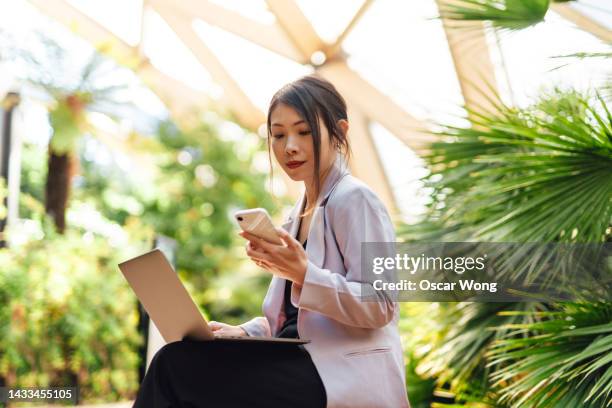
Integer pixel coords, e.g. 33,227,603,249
239,316,271,337
292,186,397,329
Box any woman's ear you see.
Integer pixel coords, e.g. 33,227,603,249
338,119,349,137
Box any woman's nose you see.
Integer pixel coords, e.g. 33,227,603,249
285,134,299,155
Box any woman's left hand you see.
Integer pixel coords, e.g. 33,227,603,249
239,228,308,286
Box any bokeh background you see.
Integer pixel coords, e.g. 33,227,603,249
0,0,610,406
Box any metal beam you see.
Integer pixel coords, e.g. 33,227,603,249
346,106,398,215
152,3,265,129
436,0,501,116
29,0,135,57
317,62,435,154
137,0,148,58
27,0,303,199
265,0,325,62
551,3,612,44
27,0,210,118
150,0,304,62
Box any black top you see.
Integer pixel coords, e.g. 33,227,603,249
276,239,307,339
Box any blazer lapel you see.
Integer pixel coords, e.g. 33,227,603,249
306,158,350,268
265,193,306,335
283,192,306,239
264,158,350,334
306,207,326,268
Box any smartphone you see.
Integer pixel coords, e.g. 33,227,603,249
234,208,283,245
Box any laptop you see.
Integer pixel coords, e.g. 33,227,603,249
118,249,308,344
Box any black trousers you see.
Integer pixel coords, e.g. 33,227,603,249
132,339,327,408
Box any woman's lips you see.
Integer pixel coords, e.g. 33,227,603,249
287,161,305,169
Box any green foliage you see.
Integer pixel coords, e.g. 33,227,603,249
399,303,438,407
67,117,280,325
0,224,144,400
24,39,131,156
438,0,551,31
48,97,87,154
417,303,539,388
398,88,612,406
137,120,278,323
404,351,436,408
71,135,156,228
2,24,287,405
10,106,279,401
19,142,47,208
404,89,612,244
554,51,612,60
489,302,612,407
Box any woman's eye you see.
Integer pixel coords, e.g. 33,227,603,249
299,130,311,136
273,134,284,139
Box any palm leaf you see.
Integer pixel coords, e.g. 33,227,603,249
552,51,612,60
438,0,551,31
417,301,545,404
400,87,611,406
421,89,612,246
488,302,612,407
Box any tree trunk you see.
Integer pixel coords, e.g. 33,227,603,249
45,149,73,234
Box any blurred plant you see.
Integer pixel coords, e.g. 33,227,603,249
436,0,611,91
488,302,612,407
1,26,288,405
418,303,541,394
399,303,439,407
398,88,612,406
21,35,132,233
404,351,437,408
9,111,279,403
0,219,144,401
400,89,612,244
435,0,608,33
552,50,612,100
19,141,47,218
138,120,279,324
65,116,281,323
554,51,612,60
438,0,552,31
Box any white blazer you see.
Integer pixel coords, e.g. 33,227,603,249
241,158,410,408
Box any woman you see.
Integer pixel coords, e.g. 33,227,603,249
133,75,410,408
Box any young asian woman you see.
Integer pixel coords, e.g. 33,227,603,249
132,75,410,408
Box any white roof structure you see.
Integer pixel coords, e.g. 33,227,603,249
6,0,612,220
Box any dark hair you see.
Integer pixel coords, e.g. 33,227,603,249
266,75,351,217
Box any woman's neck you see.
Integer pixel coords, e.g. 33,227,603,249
304,185,316,211
304,162,334,210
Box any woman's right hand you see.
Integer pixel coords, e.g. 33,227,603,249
209,321,248,337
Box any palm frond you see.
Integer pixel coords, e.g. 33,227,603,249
488,302,612,407
401,86,611,406
418,302,545,397
438,0,551,31
552,51,612,60
421,88,612,245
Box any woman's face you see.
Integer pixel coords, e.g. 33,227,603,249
269,103,337,183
